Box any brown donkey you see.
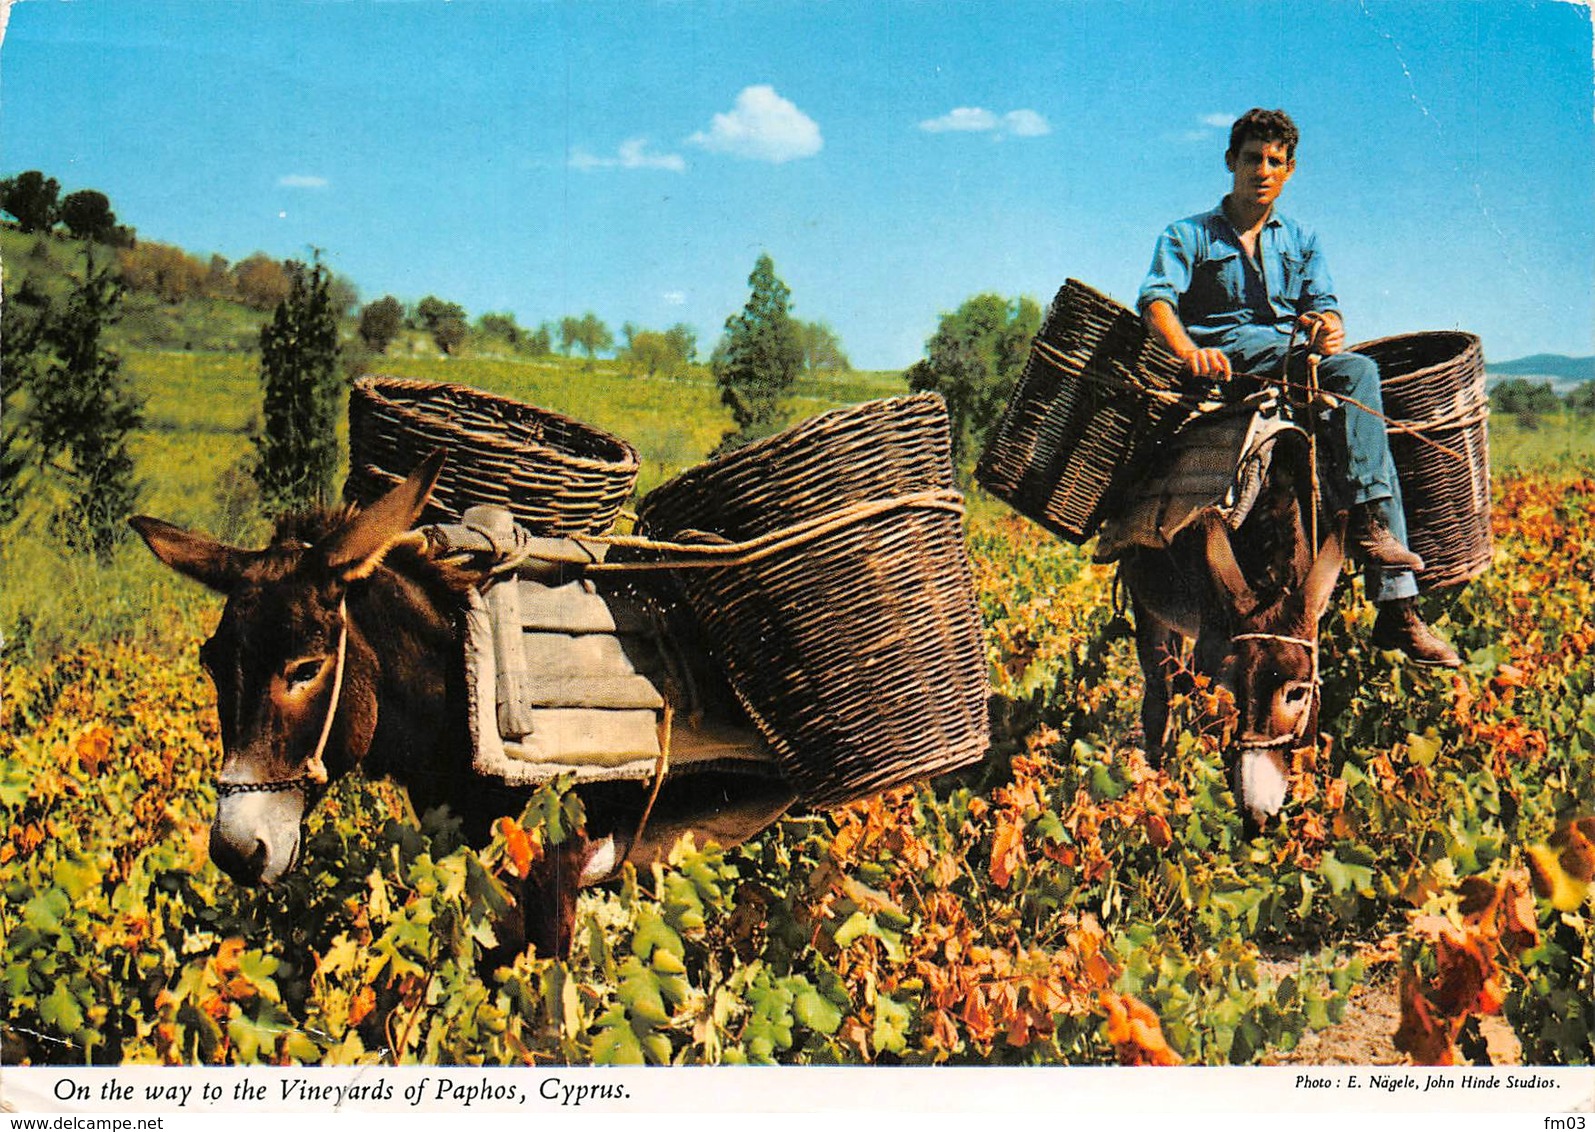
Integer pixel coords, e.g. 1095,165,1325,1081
130,453,793,958
1117,441,1345,834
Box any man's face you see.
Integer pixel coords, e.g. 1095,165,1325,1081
1226,137,1294,210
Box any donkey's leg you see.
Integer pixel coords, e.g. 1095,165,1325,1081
1133,602,1182,769
523,832,591,960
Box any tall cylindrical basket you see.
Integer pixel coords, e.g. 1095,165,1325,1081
633,394,991,810
1353,332,1492,590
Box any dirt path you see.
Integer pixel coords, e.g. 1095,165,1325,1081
1264,963,1521,1066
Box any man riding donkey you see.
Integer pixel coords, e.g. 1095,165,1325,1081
1137,107,1460,668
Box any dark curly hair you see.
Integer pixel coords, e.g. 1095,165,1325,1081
1226,108,1299,161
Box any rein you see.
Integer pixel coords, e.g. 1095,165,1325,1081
214,596,349,799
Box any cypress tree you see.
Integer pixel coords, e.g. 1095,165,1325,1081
712,254,805,450
254,256,343,512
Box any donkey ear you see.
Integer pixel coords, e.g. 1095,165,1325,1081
1202,510,1257,618
129,516,253,594
1303,513,1348,624
322,451,446,580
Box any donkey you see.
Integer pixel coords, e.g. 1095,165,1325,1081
130,453,794,958
1116,437,1344,834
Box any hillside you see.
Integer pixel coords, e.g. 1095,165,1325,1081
1486,353,1595,382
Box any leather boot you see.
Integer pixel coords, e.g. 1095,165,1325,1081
1350,504,1425,572
1372,598,1462,667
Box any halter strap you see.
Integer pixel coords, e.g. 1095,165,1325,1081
1229,629,1321,751
214,596,349,798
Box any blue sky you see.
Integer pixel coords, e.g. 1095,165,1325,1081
4,0,1592,369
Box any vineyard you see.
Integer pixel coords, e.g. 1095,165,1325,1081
1,351,1593,1068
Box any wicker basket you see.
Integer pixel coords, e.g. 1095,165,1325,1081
1352,332,1492,590
344,376,639,536
976,279,1188,543
632,394,990,810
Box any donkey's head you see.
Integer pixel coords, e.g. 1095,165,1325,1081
1198,512,1344,830
130,454,444,884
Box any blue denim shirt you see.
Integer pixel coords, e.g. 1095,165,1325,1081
1137,201,1339,346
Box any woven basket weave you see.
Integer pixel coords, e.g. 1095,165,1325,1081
976,279,1188,543
345,376,639,536
632,394,990,810
1352,332,1492,590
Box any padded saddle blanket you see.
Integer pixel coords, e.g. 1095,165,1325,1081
1093,393,1308,561
429,506,777,788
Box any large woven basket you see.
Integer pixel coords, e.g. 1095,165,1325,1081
976,279,1188,543
1352,332,1492,590
632,394,991,810
345,376,639,536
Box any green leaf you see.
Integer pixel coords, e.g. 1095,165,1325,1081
872,994,912,1055
792,984,843,1035
40,984,84,1034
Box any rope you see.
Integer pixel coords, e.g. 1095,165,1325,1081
214,595,348,797
629,704,673,859
580,490,966,574
1230,630,1321,754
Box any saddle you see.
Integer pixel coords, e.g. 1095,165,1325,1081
424,505,779,789
1093,390,1308,562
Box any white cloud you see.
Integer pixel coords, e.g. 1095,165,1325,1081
918,107,1051,138
688,85,822,163
920,107,999,133
1002,109,1052,137
570,137,685,172
661,291,687,306
278,174,328,189
1201,112,1235,128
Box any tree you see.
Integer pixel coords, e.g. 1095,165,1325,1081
24,253,144,558
116,241,208,303
527,322,554,356
904,292,1041,465
1566,381,1595,417
254,257,343,512
232,253,294,310
476,311,523,349
799,319,851,372
712,254,805,446
565,312,612,361
416,295,469,355
664,323,697,366
1,170,60,233
58,189,119,244
358,295,405,353
0,282,51,525
557,315,582,356
620,322,697,378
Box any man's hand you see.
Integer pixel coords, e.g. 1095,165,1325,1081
1297,311,1344,355
1181,347,1233,380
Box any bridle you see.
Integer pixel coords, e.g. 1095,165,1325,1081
214,596,350,799
1228,629,1320,752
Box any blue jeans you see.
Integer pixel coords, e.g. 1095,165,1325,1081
1208,325,1418,603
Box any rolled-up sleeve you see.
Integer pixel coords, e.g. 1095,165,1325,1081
1297,227,1339,315
1138,222,1193,316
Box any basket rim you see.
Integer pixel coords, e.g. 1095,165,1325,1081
1349,331,1483,375
354,374,641,475
638,392,947,516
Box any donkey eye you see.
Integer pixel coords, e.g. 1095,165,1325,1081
285,658,326,688
1282,683,1314,706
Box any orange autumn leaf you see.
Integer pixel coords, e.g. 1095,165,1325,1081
75,726,113,776
1394,972,1458,1066
1143,812,1172,849
1100,992,1182,1066
347,985,377,1027
989,814,1026,889
494,817,539,880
